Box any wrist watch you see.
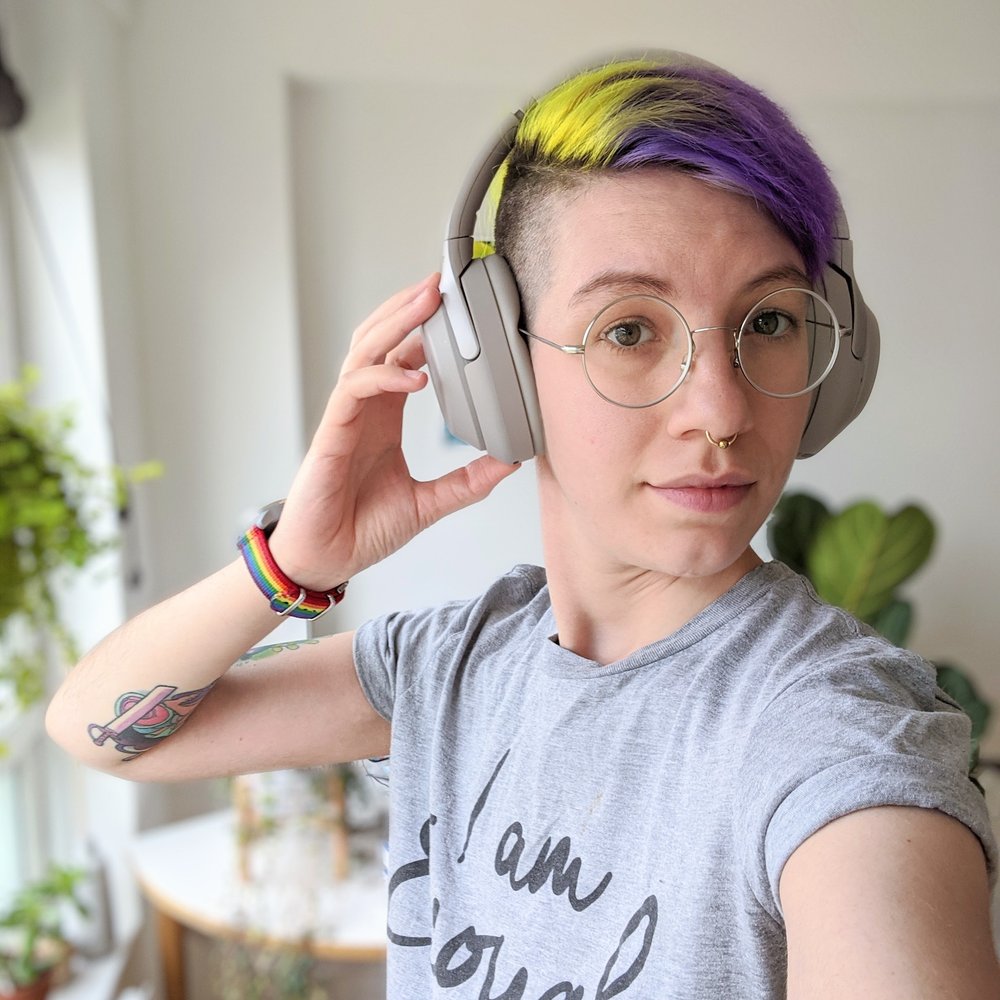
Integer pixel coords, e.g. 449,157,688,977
237,499,347,620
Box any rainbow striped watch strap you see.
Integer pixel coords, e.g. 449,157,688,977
237,522,346,620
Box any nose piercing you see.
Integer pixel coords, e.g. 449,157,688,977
706,430,739,449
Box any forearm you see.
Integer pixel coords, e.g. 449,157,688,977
45,558,288,772
45,276,516,778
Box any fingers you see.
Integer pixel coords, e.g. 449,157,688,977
308,276,442,458
319,363,427,435
415,455,523,526
349,272,437,345
385,328,427,372
344,274,440,373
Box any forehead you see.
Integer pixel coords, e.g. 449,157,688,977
539,168,807,311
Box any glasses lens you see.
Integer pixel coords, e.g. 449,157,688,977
737,289,840,397
582,296,691,406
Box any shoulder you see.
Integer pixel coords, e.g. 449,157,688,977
356,563,549,654
731,564,996,920
738,562,940,710
351,565,550,715
738,566,973,797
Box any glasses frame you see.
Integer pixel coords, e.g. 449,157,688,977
521,286,851,409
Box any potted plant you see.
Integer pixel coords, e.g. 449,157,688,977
0,367,160,731
768,492,990,774
0,865,86,1000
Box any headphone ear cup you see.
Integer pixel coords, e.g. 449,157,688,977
457,254,544,462
422,114,543,462
798,263,880,458
422,253,543,463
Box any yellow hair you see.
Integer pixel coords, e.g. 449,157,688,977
485,58,704,217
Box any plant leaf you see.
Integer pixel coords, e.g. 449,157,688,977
808,502,935,619
766,492,831,576
936,663,991,744
866,598,913,646
936,663,991,777
866,505,936,610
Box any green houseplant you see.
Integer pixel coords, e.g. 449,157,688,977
768,492,990,773
0,367,160,730
0,865,86,1000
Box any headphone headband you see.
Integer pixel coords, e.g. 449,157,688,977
448,114,522,242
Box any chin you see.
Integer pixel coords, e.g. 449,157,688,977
618,531,758,582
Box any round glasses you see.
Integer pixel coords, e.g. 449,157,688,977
522,287,846,408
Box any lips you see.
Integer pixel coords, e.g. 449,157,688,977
647,475,755,513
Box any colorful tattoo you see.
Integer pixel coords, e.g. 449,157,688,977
88,682,216,760
238,639,320,661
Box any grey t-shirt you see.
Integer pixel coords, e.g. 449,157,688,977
353,561,996,999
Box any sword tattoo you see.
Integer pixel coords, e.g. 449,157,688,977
87,682,216,760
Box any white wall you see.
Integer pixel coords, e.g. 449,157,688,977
785,103,1000,701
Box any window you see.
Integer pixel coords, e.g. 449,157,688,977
0,125,123,907
0,705,69,901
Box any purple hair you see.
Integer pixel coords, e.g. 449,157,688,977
495,57,840,284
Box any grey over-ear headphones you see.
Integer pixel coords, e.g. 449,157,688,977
421,113,879,464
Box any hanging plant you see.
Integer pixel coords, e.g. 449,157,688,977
0,367,161,728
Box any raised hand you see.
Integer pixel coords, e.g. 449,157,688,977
267,274,522,590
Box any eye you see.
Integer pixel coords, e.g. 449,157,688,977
747,309,794,338
599,319,655,349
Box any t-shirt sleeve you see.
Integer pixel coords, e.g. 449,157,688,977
352,603,455,723
352,565,549,724
736,644,998,922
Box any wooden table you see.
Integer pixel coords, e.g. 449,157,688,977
131,809,387,1000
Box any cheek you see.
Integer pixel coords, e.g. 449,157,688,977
756,395,812,467
535,361,636,462
532,352,585,442
787,395,813,443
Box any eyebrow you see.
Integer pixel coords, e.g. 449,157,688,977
568,263,813,306
743,264,813,293
569,270,675,304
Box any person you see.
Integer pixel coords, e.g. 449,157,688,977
47,52,999,999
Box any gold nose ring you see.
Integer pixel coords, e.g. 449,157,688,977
706,430,739,449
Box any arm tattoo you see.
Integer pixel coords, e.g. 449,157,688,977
88,641,321,760
238,639,320,661
87,682,216,760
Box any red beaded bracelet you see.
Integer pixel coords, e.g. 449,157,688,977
237,523,346,620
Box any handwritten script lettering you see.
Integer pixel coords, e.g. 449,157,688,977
495,822,612,912
385,749,660,996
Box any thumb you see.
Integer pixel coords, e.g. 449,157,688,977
416,455,523,526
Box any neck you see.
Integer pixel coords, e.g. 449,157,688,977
544,548,761,666
538,486,763,666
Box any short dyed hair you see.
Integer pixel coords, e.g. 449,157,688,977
491,56,840,312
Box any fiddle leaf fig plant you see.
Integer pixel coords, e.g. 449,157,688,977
768,492,990,772
808,502,934,621
0,367,161,729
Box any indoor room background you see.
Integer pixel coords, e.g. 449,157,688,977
0,0,997,995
